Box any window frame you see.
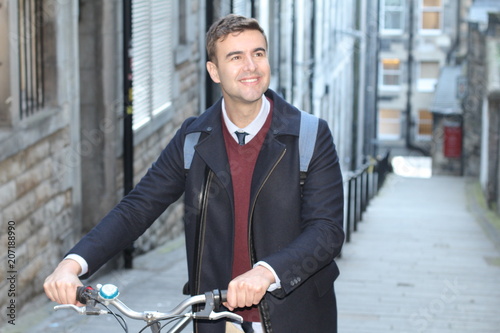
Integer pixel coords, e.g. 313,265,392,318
379,58,402,91
417,60,440,92
0,0,76,162
131,0,174,135
416,109,433,140
174,0,192,65
378,108,402,140
380,0,405,35
419,0,442,35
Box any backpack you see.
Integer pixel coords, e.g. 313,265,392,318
183,110,319,186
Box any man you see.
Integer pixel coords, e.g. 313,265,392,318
44,14,344,332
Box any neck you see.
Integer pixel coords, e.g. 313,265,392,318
224,97,263,128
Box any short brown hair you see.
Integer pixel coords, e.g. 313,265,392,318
206,14,267,63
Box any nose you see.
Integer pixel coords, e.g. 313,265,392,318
243,55,257,71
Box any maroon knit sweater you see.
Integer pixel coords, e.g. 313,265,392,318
222,105,273,322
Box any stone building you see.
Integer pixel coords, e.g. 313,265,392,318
464,1,500,213
377,0,469,158
0,0,83,314
429,66,464,176
0,0,205,314
0,0,379,317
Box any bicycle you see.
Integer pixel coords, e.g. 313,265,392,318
54,283,243,333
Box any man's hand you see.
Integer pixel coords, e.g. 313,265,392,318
225,265,275,311
43,259,83,305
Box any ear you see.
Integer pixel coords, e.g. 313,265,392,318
206,61,221,84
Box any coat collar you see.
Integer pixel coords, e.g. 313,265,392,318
186,89,302,203
185,89,301,138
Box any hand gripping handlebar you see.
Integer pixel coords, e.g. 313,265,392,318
54,284,242,324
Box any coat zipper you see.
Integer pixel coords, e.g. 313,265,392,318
248,148,286,333
194,169,213,333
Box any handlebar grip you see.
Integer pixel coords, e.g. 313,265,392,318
219,289,228,303
212,289,228,312
76,286,94,304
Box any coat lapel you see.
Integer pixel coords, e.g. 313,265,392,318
187,90,301,210
189,102,234,205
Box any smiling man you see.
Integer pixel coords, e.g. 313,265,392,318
206,27,271,128
44,14,344,333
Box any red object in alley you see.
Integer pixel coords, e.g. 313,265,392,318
444,126,462,158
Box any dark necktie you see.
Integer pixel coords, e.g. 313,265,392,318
235,131,249,145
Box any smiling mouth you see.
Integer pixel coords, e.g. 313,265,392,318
240,78,259,83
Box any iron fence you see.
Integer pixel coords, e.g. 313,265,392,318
344,153,391,244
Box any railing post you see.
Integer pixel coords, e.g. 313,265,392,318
346,177,352,243
353,175,359,232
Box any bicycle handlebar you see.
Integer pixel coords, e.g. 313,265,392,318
54,283,242,325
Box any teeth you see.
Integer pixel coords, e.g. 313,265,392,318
241,78,257,83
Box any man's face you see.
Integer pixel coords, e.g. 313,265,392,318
206,29,271,110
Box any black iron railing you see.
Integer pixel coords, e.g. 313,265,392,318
344,153,391,243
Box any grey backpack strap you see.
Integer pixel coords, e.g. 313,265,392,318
183,132,201,170
299,110,319,174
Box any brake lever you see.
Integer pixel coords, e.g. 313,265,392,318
54,304,108,315
207,310,243,323
191,290,243,323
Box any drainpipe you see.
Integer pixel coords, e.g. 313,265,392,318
290,0,296,103
406,0,429,156
123,0,135,269
374,0,381,158
309,1,315,113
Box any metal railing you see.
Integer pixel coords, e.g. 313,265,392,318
344,153,391,244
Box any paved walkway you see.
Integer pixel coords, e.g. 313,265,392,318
336,175,500,333
2,174,500,332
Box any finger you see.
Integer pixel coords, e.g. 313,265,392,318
222,301,234,311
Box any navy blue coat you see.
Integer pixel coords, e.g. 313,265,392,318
70,89,344,332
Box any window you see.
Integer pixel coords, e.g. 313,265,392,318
417,61,439,92
175,0,191,65
378,109,402,140
132,0,174,131
0,1,10,125
380,59,401,90
18,0,45,118
178,0,187,45
417,109,433,139
1,0,47,126
380,0,404,34
232,0,252,16
420,0,442,34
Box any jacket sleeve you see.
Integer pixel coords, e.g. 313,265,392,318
263,118,345,297
67,119,194,279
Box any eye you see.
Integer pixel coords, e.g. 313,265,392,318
231,55,242,61
254,51,265,57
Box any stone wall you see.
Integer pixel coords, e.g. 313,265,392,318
0,0,205,319
0,0,81,319
463,22,487,177
0,128,80,313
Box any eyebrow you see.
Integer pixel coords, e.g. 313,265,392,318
225,47,267,60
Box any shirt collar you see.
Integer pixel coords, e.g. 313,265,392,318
222,95,270,144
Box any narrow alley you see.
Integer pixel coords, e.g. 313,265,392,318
336,175,500,332
5,173,500,333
